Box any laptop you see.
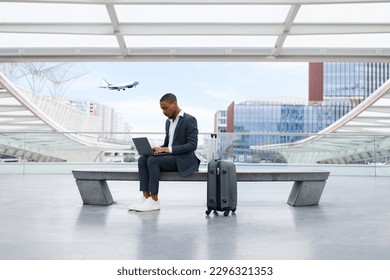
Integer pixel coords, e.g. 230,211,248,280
132,137,166,156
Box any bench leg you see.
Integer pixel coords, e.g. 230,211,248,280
75,179,114,206
287,180,326,206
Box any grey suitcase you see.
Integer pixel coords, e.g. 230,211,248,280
206,159,237,216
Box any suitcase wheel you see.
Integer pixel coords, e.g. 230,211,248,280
223,210,230,217
205,208,212,215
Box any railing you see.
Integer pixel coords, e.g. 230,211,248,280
20,88,103,133
1,131,390,176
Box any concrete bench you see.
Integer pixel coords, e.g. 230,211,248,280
72,168,330,207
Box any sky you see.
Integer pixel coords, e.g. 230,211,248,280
63,62,308,133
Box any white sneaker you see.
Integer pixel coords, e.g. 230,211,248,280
134,198,160,212
128,197,147,211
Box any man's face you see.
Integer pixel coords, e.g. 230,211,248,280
160,101,177,119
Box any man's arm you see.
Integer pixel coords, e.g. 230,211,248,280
153,120,170,154
171,115,198,154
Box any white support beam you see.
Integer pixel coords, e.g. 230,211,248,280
3,0,389,5
273,4,301,57
290,24,390,36
105,4,128,57
2,23,389,37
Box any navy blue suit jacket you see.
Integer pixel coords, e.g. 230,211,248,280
163,112,200,176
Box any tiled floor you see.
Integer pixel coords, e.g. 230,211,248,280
1,174,390,260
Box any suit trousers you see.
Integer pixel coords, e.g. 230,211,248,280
138,154,178,194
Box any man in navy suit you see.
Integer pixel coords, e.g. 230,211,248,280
129,93,200,212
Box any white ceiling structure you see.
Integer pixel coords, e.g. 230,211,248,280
1,0,390,62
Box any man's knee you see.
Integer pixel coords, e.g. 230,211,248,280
138,155,148,167
146,156,157,167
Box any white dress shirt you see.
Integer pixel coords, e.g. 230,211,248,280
168,110,184,153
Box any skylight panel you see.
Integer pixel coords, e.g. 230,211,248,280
0,34,118,48
0,2,110,23
295,3,390,23
116,5,290,23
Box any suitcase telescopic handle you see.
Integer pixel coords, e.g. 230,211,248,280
209,167,226,175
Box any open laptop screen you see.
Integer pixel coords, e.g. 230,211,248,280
132,137,167,156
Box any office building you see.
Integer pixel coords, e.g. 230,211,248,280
221,62,390,162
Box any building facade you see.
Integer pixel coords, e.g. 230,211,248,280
219,62,390,162
312,62,390,103
70,99,132,142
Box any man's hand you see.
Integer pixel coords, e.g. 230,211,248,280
152,147,169,154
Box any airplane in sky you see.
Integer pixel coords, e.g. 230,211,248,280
100,78,139,91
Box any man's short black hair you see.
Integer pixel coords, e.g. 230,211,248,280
160,93,177,103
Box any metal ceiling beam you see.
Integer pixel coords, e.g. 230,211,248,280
2,50,390,62
3,0,389,5
290,24,390,35
273,4,301,57
105,4,128,56
2,23,389,36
